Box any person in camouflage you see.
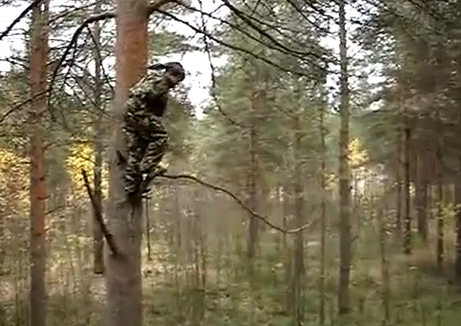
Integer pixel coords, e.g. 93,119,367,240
122,62,185,201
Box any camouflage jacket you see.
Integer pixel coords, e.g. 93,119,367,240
124,69,169,131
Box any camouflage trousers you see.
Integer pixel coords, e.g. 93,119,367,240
123,115,168,196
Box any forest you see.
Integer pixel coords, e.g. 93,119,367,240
0,0,460,325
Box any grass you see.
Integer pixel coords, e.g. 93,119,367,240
1,225,461,326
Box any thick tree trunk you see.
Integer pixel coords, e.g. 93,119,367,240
93,2,104,275
337,0,352,314
105,0,149,325
29,1,49,325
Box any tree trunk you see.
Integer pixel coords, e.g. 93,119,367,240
292,108,304,325
403,104,412,255
246,90,259,264
377,207,390,323
319,84,327,326
455,115,461,279
145,196,152,261
282,185,292,314
395,132,403,237
93,2,105,275
415,154,428,243
29,1,49,325
436,145,444,271
337,0,352,315
105,0,149,325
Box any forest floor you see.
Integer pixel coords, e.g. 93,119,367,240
2,229,461,326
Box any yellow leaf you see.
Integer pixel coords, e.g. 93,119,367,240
348,138,368,169
66,142,109,199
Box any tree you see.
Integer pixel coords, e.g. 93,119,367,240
28,0,49,325
105,0,149,323
337,0,351,315
92,1,105,275
105,0,181,325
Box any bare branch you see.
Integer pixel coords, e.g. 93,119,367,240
0,0,45,42
146,0,179,16
0,89,49,124
221,0,329,66
180,1,326,71
157,9,310,77
49,11,116,100
49,0,181,101
159,173,314,234
198,0,245,128
82,169,119,256
85,26,115,95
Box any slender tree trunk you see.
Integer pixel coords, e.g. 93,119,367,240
415,154,428,243
105,0,149,325
0,205,3,275
455,52,461,278
319,86,327,326
395,133,403,237
93,2,105,275
403,105,412,255
246,91,258,264
145,196,152,261
337,0,352,314
436,145,444,271
292,109,304,326
282,185,292,313
29,1,49,325
377,207,390,323
455,110,461,279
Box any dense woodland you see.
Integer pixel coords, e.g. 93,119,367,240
1,0,461,325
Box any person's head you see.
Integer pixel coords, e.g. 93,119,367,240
148,62,185,88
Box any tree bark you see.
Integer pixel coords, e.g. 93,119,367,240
29,0,49,325
105,0,149,325
337,0,352,315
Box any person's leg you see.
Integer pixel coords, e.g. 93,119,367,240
124,130,145,195
138,117,168,195
139,117,168,175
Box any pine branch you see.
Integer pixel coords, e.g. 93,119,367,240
82,169,119,256
146,0,179,16
0,0,45,42
49,11,116,100
159,173,314,234
197,0,245,128
48,0,184,105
